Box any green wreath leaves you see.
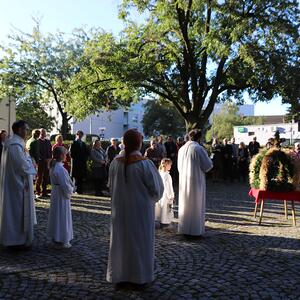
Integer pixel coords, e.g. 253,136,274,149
250,148,296,192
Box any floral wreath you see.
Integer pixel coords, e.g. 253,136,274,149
250,147,297,192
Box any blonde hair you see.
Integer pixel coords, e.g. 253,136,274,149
55,134,63,143
50,146,67,169
159,158,172,171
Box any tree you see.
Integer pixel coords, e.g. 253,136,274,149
205,102,263,141
0,20,89,138
142,99,186,137
16,99,55,133
67,0,299,132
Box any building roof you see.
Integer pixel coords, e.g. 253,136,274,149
257,115,287,125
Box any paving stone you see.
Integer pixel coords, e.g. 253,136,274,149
0,181,299,299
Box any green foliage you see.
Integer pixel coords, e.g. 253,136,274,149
0,20,90,137
68,0,299,132
205,102,263,141
142,99,186,137
16,100,55,133
250,150,268,189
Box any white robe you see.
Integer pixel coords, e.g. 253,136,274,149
177,141,213,236
47,162,74,243
107,151,164,284
155,171,174,224
0,134,37,246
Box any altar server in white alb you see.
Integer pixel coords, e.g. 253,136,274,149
107,129,164,285
155,158,175,226
177,130,213,236
47,146,74,249
0,120,37,248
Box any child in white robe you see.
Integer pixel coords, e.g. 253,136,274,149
155,158,174,226
47,146,74,249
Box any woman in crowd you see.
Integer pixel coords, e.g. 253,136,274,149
107,129,164,286
155,158,174,227
144,139,163,168
211,138,222,182
47,146,74,249
90,140,107,196
52,135,71,173
237,142,249,182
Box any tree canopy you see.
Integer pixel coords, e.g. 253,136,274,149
0,20,90,137
16,99,55,133
205,102,263,141
67,0,299,131
142,99,186,137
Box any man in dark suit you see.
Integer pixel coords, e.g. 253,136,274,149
70,130,89,194
36,128,52,197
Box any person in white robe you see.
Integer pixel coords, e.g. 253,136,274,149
177,130,213,236
107,129,164,285
0,120,37,248
155,158,174,225
47,146,74,248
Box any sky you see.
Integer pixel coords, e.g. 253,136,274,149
0,0,289,116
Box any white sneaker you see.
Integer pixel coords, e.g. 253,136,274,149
63,242,72,249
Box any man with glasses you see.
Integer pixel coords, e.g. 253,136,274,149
0,120,37,249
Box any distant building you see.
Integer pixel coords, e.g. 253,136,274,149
0,97,16,136
234,122,300,146
71,101,145,139
48,100,146,139
255,115,287,125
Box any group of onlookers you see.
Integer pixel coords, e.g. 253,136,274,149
144,136,186,184
211,137,260,182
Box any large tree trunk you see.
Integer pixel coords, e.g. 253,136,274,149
60,112,69,139
184,112,207,133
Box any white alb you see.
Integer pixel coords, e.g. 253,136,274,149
177,141,213,236
0,134,37,246
107,151,164,284
155,170,174,224
47,162,74,244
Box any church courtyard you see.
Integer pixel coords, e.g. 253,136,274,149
0,182,299,299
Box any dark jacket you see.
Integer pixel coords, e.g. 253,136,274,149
164,141,177,160
70,139,89,178
38,139,52,162
27,138,40,163
248,141,260,157
106,145,120,164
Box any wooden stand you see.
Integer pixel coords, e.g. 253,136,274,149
254,199,297,226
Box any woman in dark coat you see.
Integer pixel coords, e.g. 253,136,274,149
90,140,107,196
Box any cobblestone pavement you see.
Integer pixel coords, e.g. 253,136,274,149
0,181,300,299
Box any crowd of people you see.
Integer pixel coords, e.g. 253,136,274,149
0,120,299,288
211,136,260,182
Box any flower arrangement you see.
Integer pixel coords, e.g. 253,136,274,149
249,147,298,192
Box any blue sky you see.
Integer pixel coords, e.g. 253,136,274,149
0,0,289,116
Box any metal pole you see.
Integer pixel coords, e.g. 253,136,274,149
89,117,92,134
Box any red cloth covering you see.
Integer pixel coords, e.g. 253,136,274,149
249,188,300,204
